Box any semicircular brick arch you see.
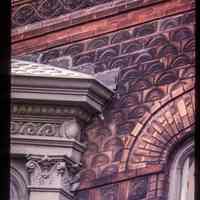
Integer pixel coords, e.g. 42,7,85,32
126,86,195,170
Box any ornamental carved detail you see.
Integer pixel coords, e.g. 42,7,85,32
11,121,59,137
26,155,68,187
60,119,81,140
11,119,82,140
25,154,81,193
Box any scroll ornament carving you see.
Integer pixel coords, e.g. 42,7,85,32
11,121,59,137
11,119,82,140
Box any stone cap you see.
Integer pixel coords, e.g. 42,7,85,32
11,59,114,114
11,59,94,79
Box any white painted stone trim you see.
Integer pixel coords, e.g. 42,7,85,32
168,139,194,200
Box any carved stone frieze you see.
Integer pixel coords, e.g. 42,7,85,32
11,121,59,137
11,119,82,139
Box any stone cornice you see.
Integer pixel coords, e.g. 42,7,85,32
11,135,86,150
12,77,112,113
11,135,86,163
11,60,114,114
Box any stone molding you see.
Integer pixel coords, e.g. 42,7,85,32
11,135,86,161
10,165,29,200
168,138,194,200
11,59,114,114
12,104,92,122
11,78,111,113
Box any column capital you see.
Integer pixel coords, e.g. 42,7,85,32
25,154,81,200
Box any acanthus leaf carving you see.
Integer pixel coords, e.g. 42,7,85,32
26,155,60,186
25,154,82,194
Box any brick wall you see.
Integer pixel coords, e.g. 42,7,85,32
12,0,195,199
12,0,164,29
12,0,114,28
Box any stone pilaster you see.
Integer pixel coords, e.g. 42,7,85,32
11,59,114,200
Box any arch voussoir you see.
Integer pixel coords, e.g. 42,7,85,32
126,87,194,170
